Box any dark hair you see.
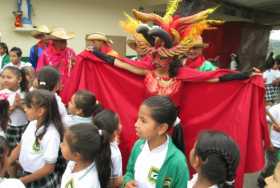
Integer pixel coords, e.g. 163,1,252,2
195,131,240,188
0,99,9,131
2,66,28,92
0,136,9,168
67,124,111,188
142,96,185,153
169,58,182,77
10,47,22,57
37,66,60,91
93,109,119,138
74,90,103,117
265,52,275,70
0,42,9,54
24,89,64,144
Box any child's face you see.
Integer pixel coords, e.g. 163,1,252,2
0,47,5,55
9,51,21,64
1,69,21,91
68,94,82,115
24,104,45,122
60,130,76,161
134,104,165,140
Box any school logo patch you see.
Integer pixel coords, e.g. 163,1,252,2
163,177,172,188
32,141,42,153
65,178,74,188
148,167,160,184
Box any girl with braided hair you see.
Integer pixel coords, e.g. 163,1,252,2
188,131,240,188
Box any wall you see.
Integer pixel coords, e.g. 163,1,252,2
0,0,141,56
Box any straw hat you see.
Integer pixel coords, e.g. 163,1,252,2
49,27,75,40
86,32,113,44
31,25,51,37
191,36,209,48
265,162,280,188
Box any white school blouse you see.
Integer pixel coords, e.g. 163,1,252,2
0,89,28,126
19,120,61,173
110,141,122,177
188,174,218,188
134,136,169,188
63,115,92,127
0,178,25,188
61,161,100,188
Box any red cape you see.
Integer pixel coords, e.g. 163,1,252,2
63,51,269,188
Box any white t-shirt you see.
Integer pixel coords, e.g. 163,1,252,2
188,174,218,188
134,137,169,188
267,104,280,147
19,120,61,173
0,178,25,188
63,115,92,127
61,161,100,188
0,89,28,126
263,69,280,84
3,61,32,70
55,93,67,118
110,141,122,177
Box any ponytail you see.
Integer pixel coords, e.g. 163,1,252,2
0,97,9,132
95,129,112,188
67,124,112,188
172,118,185,154
169,58,182,78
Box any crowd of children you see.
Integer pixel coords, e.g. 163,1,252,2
0,55,245,187
0,25,279,188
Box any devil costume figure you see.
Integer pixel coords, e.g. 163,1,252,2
63,1,269,187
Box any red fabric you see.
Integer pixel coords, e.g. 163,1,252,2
63,52,269,188
183,55,206,69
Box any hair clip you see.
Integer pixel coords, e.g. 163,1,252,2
98,129,103,136
39,81,47,86
173,117,181,127
225,180,235,185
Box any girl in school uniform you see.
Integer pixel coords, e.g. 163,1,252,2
64,90,102,127
3,47,32,70
123,96,189,188
8,89,64,188
36,66,67,118
188,131,240,188
0,136,25,188
0,66,29,148
60,123,112,188
93,109,122,187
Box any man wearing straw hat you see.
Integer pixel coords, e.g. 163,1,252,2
29,25,51,68
36,27,76,98
86,32,118,57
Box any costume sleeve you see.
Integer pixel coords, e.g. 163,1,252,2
36,52,47,72
42,128,61,164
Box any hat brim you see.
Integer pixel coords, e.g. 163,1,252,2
87,36,113,44
47,32,75,40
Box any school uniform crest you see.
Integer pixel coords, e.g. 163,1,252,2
148,166,160,184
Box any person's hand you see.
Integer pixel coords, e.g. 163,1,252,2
267,144,276,152
250,67,262,77
272,123,280,132
125,180,137,188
